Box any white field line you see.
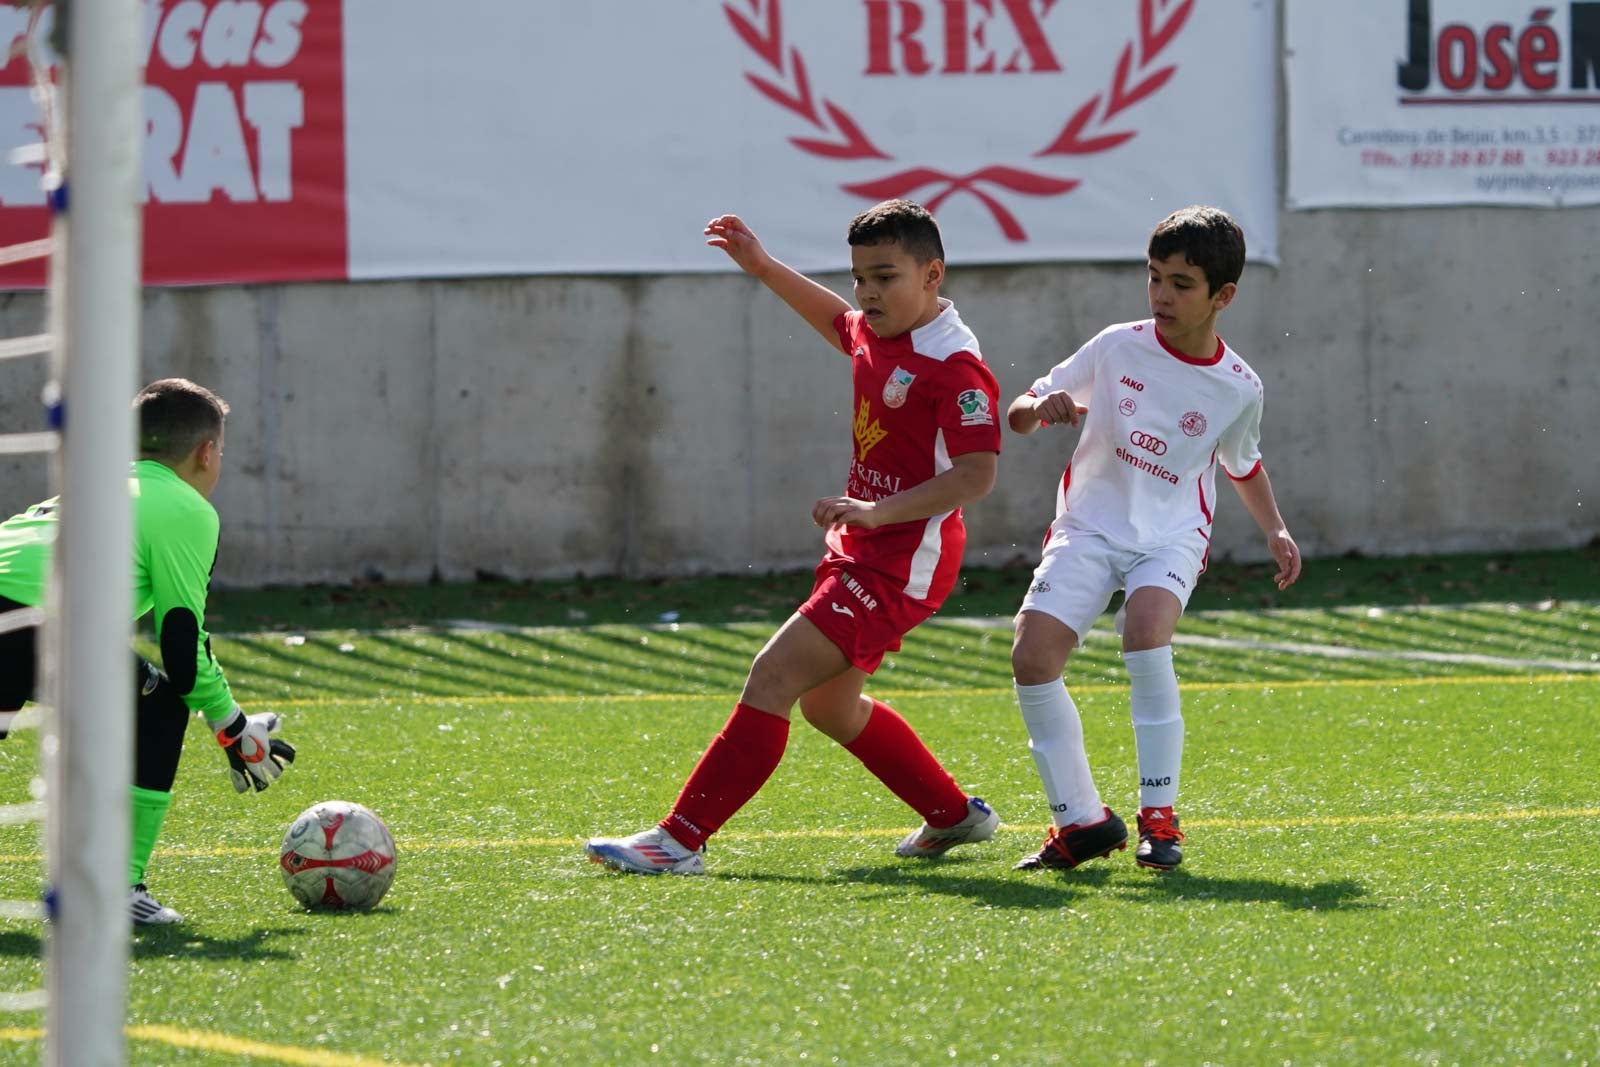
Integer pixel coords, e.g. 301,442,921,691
1171,632,1600,672
1,805,1596,865
934,612,1600,673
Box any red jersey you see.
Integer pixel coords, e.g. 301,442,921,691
825,300,1001,607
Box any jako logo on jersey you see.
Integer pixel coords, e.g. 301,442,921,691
1120,375,1145,392
882,366,915,408
1118,397,1137,416
957,389,993,427
1165,571,1187,589
1180,411,1207,437
1130,430,1167,455
854,397,888,460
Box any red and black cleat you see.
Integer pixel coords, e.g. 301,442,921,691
1135,807,1186,871
1014,807,1128,870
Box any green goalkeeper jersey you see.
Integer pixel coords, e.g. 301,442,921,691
0,459,236,724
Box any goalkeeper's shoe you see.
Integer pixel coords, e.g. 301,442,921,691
894,797,998,858
1135,807,1185,871
129,884,183,926
586,827,705,875
1014,807,1128,870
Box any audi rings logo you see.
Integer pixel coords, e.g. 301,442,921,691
1130,431,1168,456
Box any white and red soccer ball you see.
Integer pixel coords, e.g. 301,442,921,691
279,800,396,910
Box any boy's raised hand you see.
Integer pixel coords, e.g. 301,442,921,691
705,215,773,276
1034,390,1087,428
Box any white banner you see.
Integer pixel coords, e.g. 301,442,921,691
1288,0,1600,208
344,0,1277,277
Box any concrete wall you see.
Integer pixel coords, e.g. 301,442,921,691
0,204,1595,587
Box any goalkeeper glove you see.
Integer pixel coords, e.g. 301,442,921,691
214,706,296,793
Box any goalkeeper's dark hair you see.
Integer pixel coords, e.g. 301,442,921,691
846,198,945,265
136,378,229,463
1147,205,1246,295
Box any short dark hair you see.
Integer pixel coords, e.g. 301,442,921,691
1147,205,1246,294
135,378,228,463
847,198,945,265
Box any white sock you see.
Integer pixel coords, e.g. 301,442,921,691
1124,646,1182,810
1014,679,1104,827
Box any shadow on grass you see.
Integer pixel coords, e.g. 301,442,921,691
720,861,1095,910
0,929,40,957
129,925,300,961
1113,871,1377,911
709,864,1375,913
0,924,298,961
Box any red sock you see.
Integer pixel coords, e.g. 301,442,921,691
843,700,969,828
661,702,789,851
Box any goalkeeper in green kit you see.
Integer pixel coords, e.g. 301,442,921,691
0,378,296,925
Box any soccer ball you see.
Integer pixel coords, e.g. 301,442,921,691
279,800,396,911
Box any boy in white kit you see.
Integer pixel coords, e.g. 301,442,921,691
1006,205,1301,872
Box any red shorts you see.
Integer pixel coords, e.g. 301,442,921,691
797,562,936,673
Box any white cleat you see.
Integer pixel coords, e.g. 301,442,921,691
129,883,183,926
586,827,705,875
895,797,999,858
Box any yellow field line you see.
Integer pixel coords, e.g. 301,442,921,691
0,1025,420,1067
261,670,1599,708
1,804,1592,865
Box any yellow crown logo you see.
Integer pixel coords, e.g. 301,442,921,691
854,397,887,461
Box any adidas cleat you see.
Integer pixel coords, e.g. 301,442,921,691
1014,807,1128,870
129,883,183,926
586,826,705,875
1135,808,1185,871
894,797,999,858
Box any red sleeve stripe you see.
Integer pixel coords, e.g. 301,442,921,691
1226,460,1264,482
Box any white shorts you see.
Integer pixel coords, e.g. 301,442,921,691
1018,525,1206,641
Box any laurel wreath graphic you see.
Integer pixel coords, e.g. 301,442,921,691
722,0,1194,241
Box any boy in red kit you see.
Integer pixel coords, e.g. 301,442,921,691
587,199,1003,874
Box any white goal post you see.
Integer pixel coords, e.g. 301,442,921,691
39,0,143,1064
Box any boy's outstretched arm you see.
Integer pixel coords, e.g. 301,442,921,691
1228,467,1302,590
706,214,852,354
812,450,997,530
1007,390,1085,434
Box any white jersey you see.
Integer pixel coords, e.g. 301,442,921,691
1028,319,1264,556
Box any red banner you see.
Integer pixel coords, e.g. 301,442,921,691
0,1,346,287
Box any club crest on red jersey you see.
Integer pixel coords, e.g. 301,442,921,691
882,366,916,408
